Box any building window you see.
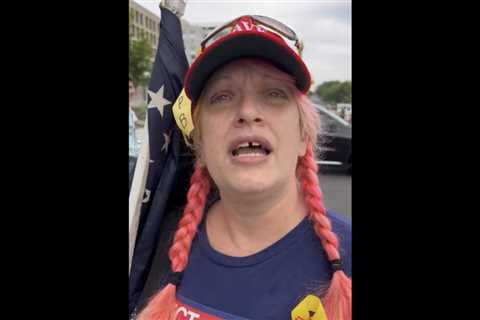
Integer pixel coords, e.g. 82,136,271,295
140,14,143,26
135,11,139,23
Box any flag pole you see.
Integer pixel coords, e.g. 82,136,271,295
129,116,150,275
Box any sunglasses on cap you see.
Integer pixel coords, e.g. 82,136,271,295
200,15,304,57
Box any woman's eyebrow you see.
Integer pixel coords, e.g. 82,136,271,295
259,73,290,84
203,76,235,94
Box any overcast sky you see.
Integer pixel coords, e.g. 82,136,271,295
134,0,351,87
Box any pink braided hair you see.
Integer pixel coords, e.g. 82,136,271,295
297,142,352,320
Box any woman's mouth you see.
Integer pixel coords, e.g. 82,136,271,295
229,136,273,165
231,141,271,157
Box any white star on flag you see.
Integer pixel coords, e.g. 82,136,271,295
148,85,171,118
161,131,171,153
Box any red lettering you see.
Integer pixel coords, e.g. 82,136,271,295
175,299,222,320
241,20,253,31
232,24,243,32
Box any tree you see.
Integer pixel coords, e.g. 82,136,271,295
315,80,352,105
129,8,153,87
339,81,352,104
129,36,153,87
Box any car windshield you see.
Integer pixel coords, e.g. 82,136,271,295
314,104,351,127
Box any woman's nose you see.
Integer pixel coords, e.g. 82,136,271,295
234,97,264,126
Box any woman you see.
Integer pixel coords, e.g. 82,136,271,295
139,15,351,320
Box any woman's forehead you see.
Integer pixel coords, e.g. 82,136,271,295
206,61,288,88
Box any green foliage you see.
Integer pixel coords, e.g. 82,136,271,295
315,81,351,104
129,11,153,87
129,36,153,87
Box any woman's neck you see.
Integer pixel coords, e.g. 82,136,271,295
206,179,307,257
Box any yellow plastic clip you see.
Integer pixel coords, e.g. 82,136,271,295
291,295,328,320
172,88,194,146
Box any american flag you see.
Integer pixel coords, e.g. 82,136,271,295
129,8,193,316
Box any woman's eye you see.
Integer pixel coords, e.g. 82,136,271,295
210,93,232,104
267,90,288,99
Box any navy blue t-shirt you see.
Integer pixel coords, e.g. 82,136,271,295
174,210,351,320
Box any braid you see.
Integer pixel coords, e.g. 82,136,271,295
138,162,211,320
298,142,352,320
169,162,210,271
298,143,340,260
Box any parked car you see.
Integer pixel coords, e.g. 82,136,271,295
314,104,352,173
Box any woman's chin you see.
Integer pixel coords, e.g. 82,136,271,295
224,176,275,196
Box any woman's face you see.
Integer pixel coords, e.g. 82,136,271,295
197,60,307,197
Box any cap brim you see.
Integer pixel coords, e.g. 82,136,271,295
184,30,311,104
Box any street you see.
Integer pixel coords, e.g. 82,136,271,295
318,166,351,219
